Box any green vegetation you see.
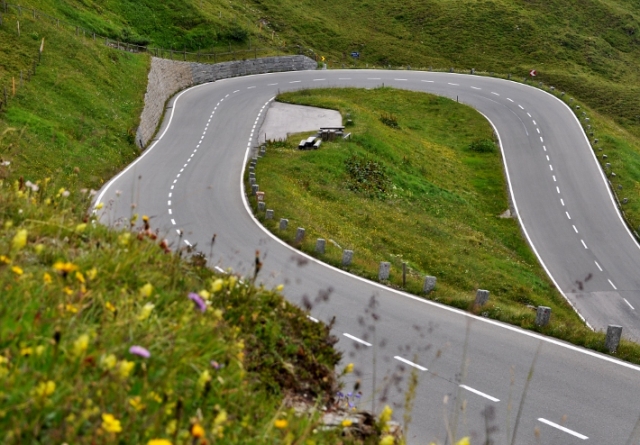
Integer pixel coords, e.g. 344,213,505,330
250,87,640,362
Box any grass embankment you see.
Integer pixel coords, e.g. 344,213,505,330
250,88,640,362
0,179,355,443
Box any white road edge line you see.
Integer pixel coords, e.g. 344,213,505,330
343,333,372,346
459,384,500,402
394,356,427,371
624,298,635,310
537,418,588,440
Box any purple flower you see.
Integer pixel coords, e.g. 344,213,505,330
336,391,344,398
210,360,221,369
188,292,207,313
129,345,151,358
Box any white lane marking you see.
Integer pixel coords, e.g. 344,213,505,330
338,77,352,80
556,186,560,194
518,104,524,109
168,209,172,215
547,155,550,161
537,128,541,134
184,163,188,168
167,200,171,206
190,154,194,158
368,77,381,80
394,356,427,371
566,211,571,219
448,82,459,86
247,86,256,89
581,239,588,249
313,78,325,81
168,193,172,198
550,165,554,171
268,83,278,86
343,333,372,346
609,279,617,290
573,225,578,233
595,261,603,271
507,97,514,102
421,80,434,83
173,179,177,184
184,240,192,247
307,315,319,323
176,173,180,178
233,89,240,93
214,266,225,274
180,168,184,173
395,78,408,81
624,298,635,310
225,94,229,97
194,149,197,152
537,418,588,440
459,384,500,402
175,229,181,234
561,199,565,206
171,219,176,225
471,86,481,90
527,112,532,118
289,80,301,83
540,136,544,142
553,175,556,181
543,145,547,151
532,120,537,125
491,91,499,96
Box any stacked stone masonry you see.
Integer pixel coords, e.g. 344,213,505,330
136,55,317,148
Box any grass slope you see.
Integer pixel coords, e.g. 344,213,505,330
250,88,640,362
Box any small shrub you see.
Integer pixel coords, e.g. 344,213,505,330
345,154,392,199
468,138,497,153
380,112,399,129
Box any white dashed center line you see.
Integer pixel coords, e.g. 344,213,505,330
556,186,560,194
527,112,532,118
421,80,434,83
518,104,524,109
595,261,603,271
609,279,617,290
540,136,544,142
624,298,635,310
471,86,481,90
561,199,565,206
491,91,499,96
448,82,459,86
537,418,588,440
339,77,352,80
171,219,176,225
289,80,301,83
394,356,427,371
573,225,578,233
313,78,325,81
553,175,556,181
268,83,278,86
459,385,500,402
566,211,571,220
343,333,372,346
507,98,514,102
581,239,588,249
368,77,381,80
233,89,240,93
395,78,408,81
550,165,554,171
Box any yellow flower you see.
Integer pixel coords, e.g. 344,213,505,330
137,302,155,321
33,380,56,398
129,396,146,412
73,334,90,356
139,283,153,298
35,244,44,254
65,304,79,314
75,271,85,283
211,279,224,293
0,255,10,264
344,363,354,374
75,223,87,233
341,419,353,427
105,301,116,313
95,202,104,210
43,273,52,284
276,284,284,292
165,419,177,435
228,275,237,288
100,354,117,370
63,286,73,295
379,436,395,445
199,289,211,299
118,232,131,246
101,413,122,433
11,229,28,251
274,419,288,429
11,266,23,275
149,391,163,403
191,423,205,438
454,437,470,445
198,370,211,389
148,440,172,445
379,405,393,424
53,261,78,276
213,410,228,427
86,267,97,280
117,360,135,380
20,347,33,356
35,345,45,356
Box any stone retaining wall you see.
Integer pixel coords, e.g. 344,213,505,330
136,55,317,148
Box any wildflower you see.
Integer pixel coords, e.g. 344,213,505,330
11,266,23,275
0,255,10,264
105,301,116,313
341,419,353,427
138,302,155,321
20,347,33,356
191,423,205,438
228,275,237,288
165,419,177,435
11,229,27,251
211,279,224,292
117,360,135,379
95,202,104,210
213,410,227,427
35,345,45,356
139,283,153,298
198,370,211,389
188,292,207,312
129,345,151,358
148,440,173,445
199,289,211,299
210,360,221,369
276,284,284,292
75,271,85,284
454,438,470,445
149,391,163,403
379,405,393,423
274,419,288,429
118,232,131,246
100,354,117,370
75,223,87,233
344,363,354,374
379,436,395,445
101,413,122,433
129,396,146,412
53,261,78,277
63,286,73,295
86,267,97,280
43,273,52,284
73,334,90,356
35,244,44,254
33,380,56,398
65,304,79,314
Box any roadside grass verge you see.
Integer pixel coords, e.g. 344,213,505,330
0,175,359,443
250,87,640,363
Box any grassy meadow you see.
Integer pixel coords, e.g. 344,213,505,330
250,87,640,362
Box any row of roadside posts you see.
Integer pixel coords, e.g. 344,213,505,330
249,148,624,355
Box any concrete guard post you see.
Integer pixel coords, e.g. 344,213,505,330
342,250,353,266
423,276,436,294
279,218,288,230
265,209,274,220
316,238,325,254
379,262,391,281
475,289,490,306
535,306,551,327
605,325,623,353
295,227,305,243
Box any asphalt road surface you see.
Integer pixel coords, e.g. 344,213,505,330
96,70,640,444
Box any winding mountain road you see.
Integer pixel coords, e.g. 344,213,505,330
96,70,640,444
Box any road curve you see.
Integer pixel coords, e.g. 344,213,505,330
96,70,640,444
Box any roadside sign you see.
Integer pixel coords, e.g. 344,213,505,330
321,56,325,62
351,52,360,58
529,69,537,77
